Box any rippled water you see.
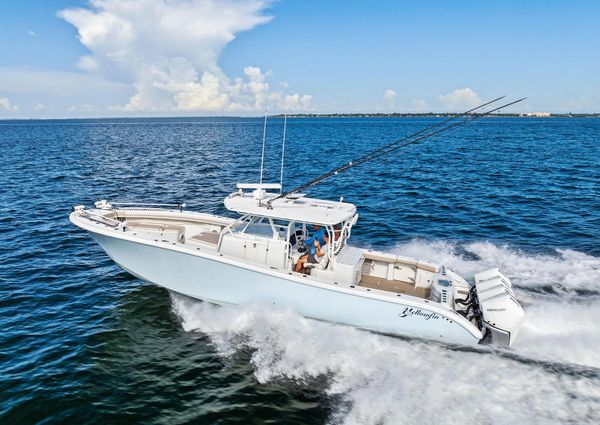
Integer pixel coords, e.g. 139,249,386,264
1,117,599,424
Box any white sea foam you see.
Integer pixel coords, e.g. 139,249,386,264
392,239,600,292
393,240,600,367
171,295,600,425
513,296,600,368
170,240,600,424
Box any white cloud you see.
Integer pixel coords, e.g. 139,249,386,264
412,98,428,112
77,55,100,73
438,87,482,111
34,103,44,111
282,93,312,110
0,97,18,112
28,30,37,37
383,89,397,109
59,0,312,113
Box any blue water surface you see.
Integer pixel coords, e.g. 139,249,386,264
1,117,599,424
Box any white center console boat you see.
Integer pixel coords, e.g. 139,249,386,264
70,183,525,347
71,97,529,347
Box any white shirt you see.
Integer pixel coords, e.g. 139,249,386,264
316,243,329,264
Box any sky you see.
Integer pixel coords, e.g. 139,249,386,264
0,0,599,118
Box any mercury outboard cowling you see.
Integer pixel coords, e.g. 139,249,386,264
474,268,525,348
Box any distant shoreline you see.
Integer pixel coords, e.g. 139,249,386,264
275,112,600,118
1,113,599,122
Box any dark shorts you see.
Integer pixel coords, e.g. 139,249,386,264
306,252,317,263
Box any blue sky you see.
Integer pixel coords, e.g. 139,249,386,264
0,0,599,118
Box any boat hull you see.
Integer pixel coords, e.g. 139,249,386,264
89,231,482,346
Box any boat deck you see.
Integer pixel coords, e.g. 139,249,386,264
190,230,220,245
359,275,431,299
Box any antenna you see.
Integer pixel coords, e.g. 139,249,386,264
279,114,287,194
259,110,268,185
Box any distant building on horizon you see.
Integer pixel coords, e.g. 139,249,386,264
521,112,552,117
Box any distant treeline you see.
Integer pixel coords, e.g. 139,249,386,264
274,113,600,118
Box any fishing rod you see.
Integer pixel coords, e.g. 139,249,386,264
344,96,526,169
326,95,505,173
280,96,504,198
267,96,525,206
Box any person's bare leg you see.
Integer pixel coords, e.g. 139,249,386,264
295,256,307,272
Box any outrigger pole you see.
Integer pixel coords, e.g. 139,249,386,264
259,110,268,185
279,114,288,194
267,96,526,206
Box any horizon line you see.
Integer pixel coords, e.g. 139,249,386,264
2,112,600,122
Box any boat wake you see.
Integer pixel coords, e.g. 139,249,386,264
392,240,600,367
170,240,600,424
392,239,600,294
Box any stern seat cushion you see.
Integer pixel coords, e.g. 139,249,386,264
190,231,220,245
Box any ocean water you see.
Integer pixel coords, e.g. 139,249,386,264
1,116,599,424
